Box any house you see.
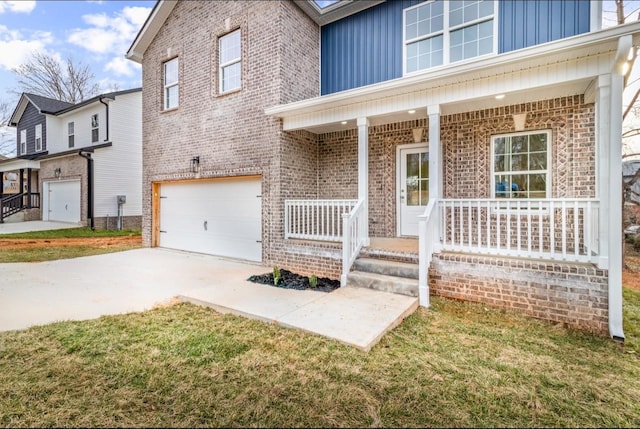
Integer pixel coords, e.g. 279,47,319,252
0,89,142,229
126,0,640,340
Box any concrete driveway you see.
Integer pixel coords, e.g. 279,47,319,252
0,248,418,350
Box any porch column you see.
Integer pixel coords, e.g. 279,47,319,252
26,168,32,209
19,168,24,195
357,117,370,245
428,105,442,200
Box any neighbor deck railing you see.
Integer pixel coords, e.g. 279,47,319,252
284,199,358,241
437,198,600,264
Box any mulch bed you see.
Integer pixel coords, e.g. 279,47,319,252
248,269,340,293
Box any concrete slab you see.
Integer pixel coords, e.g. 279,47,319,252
0,248,418,351
0,220,80,235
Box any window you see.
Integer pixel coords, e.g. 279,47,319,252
20,129,26,155
492,130,551,199
35,124,42,152
91,114,99,143
68,122,75,148
404,0,495,74
219,29,241,93
163,58,179,110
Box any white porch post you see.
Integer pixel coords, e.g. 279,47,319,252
597,75,611,271
428,105,442,201
357,117,370,246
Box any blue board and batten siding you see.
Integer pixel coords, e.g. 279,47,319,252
321,0,591,95
16,103,46,155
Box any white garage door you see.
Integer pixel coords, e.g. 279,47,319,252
47,180,81,223
159,177,262,262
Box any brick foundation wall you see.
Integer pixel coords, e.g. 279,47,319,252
429,253,608,334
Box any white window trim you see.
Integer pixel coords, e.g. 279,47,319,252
35,124,42,152
20,129,26,155
68,122,75,148
490,129,552,200
219,29,242,94
91,114,99,143
163,58,179,110
402,0,498,76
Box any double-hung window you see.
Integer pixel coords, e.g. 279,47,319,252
68,122,75,148
35,124,42,152
219,29,241,93
20,129,26,155
163,58,179,110
404,0,495,74
492,130,551,199
91,114,99,143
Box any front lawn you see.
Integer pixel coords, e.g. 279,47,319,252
1,291,639,427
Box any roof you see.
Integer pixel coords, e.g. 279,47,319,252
9,87,141,126
623,160,640,177
126,0,382,63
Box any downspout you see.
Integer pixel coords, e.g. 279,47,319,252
608,34,634,341
79,151,94,230
99,97,109,142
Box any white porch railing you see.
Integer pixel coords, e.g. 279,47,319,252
341,199,367,286
418,199,439,308
437,198,600,264
284,199,358,241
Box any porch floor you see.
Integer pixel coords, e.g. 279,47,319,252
362,237,419,263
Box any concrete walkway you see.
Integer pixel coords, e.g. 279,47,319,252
0,220,80,234
0,248,418,351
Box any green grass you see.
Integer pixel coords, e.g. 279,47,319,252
0,227,140,239
0,245,141,263
1,292,640,428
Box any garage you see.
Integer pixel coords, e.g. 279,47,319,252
45,180,81,223
158,177,262,262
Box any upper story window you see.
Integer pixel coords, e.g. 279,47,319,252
492,130,551,199
91,114,99,143
68,122,75,148
219,29,241,93
20,129,26,155
404,0,495,74
35,124,42,152
163,58,179,110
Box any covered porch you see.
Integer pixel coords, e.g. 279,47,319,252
266,25,640,339
0,158,41,223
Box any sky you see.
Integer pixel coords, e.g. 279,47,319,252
0,0,640,156
0,0,153,104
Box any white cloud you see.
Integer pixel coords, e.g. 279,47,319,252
0,1,36,14
67,5,151,56
0,26,53,70
105,56,139,77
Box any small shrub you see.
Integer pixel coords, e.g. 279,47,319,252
273,266,281,286
309,275,318,288
633,236,640,252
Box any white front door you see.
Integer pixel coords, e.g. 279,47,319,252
398,146,429,236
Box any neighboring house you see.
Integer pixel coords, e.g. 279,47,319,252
126,0,640,340
624,159,640,205
0,89,142,229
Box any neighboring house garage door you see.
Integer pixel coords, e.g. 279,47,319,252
159,177,262,262
46,180,81,223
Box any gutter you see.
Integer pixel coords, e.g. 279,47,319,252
99,97,109,142
607,34,633,342
78,151,94,230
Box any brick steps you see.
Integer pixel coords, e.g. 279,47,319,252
347,257,419,297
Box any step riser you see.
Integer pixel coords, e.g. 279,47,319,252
347,272,418,297
353,258,419,280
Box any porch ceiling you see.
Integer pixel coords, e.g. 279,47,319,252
266,21,640,134
0,159,40,173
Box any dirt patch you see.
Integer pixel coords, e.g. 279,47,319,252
0,236,141,250
624,252,640,291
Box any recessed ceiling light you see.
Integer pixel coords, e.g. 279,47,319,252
408,110,416,114
341,121,347,125
495,94,505,100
